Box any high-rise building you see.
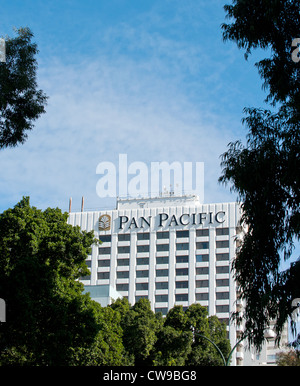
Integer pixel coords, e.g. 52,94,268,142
67,194,287,366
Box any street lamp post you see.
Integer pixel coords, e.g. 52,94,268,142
192,331,227,366
191,327,276,366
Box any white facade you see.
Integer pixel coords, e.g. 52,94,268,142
67,194,286,366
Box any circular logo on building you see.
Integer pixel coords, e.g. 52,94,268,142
99,214,111,231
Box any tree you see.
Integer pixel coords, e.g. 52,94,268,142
152,304,231,366
222,0,300,112
0,27,47,149
185,304,231,366
220,0,300,349
111,298,162,366
0,197,125,365
152,306,193,366
69,303,128,366
276,349,300,366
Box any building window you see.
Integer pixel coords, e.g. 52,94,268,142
216,240,229,248
175,294,188,302
117,258,130,266
155,294,168,302
98,272,109,279
176,268,188,276
136,270,149,278
137,232,150,240
216,253,229,261
196,229,209,237
196,293,209,301
137,257,149,265
118,246,130,254
137,245,150,253
216,292,229,300
176,230,189,238
155,307,168,315
135,295,148,302
99,235,111,243
196,267,209,275
118,234,130,241
136,283,149,291
80,274,91,280
176,255,189,263
216,228,229,236
216,266,229,274
196,254,209,262
99,247,111,255
219,318,229,326
196,280,209,288
176,243,189,251
156,281,168,290
267,355,277,363
157,244,169,252
157,231,169,239
216,305,229,313
116,283,129,291
156,256,169,264
196,242,209,249
176,281,188,288
156,269,169,277
117,271,129,279
98,259,110,267
216,279,229,287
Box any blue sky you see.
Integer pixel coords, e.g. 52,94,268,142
1,0,269,214
1,0,299,335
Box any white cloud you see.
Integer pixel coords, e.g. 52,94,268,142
0,5,245,212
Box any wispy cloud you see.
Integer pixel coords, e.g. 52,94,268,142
0,1,254,212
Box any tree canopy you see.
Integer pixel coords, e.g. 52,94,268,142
0,27,47,149
111,300,231,366
0,197,125,365
220,0,300,349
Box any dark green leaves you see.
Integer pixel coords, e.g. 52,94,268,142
221,0,300,349
222,0,300,108
0,27,47,149
111,300,231,366
0,197,126,366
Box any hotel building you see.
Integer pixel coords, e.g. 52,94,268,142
67,194,286,366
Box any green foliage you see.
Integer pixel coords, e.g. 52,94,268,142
69,304,128,366
111,301,231,366
153,326,192,366
222,0,300,110
0,197,125,365
114,298,163,366
185,306,231,366
0,28,48,149
220,0,300,349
